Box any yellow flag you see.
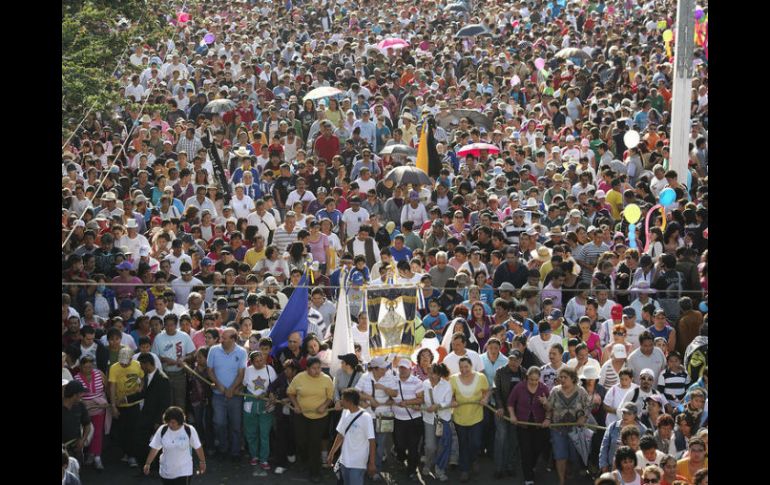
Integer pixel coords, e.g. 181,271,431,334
416,123,428,174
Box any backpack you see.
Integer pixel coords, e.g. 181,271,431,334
662,271,684,300
160,423,191,440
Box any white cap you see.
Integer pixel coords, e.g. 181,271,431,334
612,344,627,359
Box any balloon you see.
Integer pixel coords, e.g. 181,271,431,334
698,301,708,313
695,8,704,20
623,130,640,149
177,12,190,23
624,204,641,224
511,75,521,87
204,33,215,44
659,188,676,206
662,29,673,42
534,58,545,71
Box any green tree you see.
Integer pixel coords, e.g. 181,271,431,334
62,0,175,130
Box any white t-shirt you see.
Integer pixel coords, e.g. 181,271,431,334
230,194,255,219
636,449,666,468
151,331,196,372
164,253,193,278
149,424,202,479
243,365,277,400
442,350,484,375
171,277,203,305
342,207,370,238
336,408,375,469
100,332,137,350
390,375,424,421
421,378,453,424
355,372,396,416
603,383,638,426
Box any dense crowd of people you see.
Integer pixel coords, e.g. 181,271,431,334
62,0,708,484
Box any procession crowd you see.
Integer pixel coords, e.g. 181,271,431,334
61,0,708,484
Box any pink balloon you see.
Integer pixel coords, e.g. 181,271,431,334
511,75,521,86
534,58,545,71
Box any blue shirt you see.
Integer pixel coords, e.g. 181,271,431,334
316,208,342,228
422,312,449,332
481,352,508,398
207,343,247,394
389,246,413,263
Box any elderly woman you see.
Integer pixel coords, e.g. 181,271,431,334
508,366,550,484
450,356,490,483
544,366,593,485
412,347,436,381
74,355,109,470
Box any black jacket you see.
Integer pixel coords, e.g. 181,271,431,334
127,369,171,429
68,341,110,374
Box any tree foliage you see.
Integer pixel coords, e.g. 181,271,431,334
62,0,175,128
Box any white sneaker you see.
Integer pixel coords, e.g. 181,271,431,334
287,455,296,464
127,457,138,468
94,457,104,470
435,469,449,482
421,466,432,476
274,467,287,475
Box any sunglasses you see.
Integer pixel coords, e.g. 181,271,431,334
642,479,660,484
614,332,626,336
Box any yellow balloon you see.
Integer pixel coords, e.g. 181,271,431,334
624,204,641,224
662,29,673,42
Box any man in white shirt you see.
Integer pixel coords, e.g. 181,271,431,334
328,388,376,483
230,184,255,219
400,191,429,229
285,177,316,209
442,333,484,374
625,332,667,385
118,219,150,267
184,186,219,218
355,357,398,479
566,343,602,375
247,200,277,242
621,307,646,351
151,314,196,409
164,240,192,278
528,323,559,365
170,262,203,304
390,360,424,479
351,312,371,364
341,197,370,241
354,167,377,194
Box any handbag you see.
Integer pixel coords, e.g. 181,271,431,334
84,396,109,417
428,388,443,437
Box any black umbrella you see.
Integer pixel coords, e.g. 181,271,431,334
455,24,490,38
383,166,433,186
449,109,493,130
202,99,237,114
379,144,417,156
445,3,469,12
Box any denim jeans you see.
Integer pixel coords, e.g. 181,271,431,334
374,431,390,472
212,393,243,457
454,421,483,472
423,420,452,472
492,421,523,475
191,402,215,451
340,464,366,485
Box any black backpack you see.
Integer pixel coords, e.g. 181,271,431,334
161,424,192,440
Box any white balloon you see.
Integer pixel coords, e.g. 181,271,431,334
624,130,640,149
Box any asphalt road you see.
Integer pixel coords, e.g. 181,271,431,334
80,434,596,485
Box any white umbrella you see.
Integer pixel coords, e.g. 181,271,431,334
303,87,343,102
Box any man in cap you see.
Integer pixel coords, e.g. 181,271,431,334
391,359,424,480
620,365,670,417
354,356,398,480
599,401,647,473
108,347,145,468
621,306,646,351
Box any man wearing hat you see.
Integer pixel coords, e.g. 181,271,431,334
621,306,646,352
62,380,93,464
109,347,145,468
354,356,397,480
599,401,647,473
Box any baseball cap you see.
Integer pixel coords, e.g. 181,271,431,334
620,402,638,414
622,307,636,318
611,304,624,321
612,344,627,359
337,353,359,368
201,257,213,267
397,359,413,369
368,356,388,369
640,368,655,379
548,309,563,320
508,349,523,359
118,347,134,365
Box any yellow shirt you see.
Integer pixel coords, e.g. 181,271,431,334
676,457,707,482
606,189,623,220
244,247,266,269
449,372,489,426
108,361,144,407
287,370,334,420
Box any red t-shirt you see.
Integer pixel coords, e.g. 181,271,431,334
314,135,340,165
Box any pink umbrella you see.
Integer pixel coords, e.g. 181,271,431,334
377,38,409,50
457,143,500,157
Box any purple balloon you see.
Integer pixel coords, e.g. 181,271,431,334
694,8,704,20
204,33,215,45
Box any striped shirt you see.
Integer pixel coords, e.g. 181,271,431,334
599,360,621,388
503,222,528,245
574,242,610,282
272,225,300,254
657,368,690,403
75,370,106,404
176,136,203,157
391,374,424,421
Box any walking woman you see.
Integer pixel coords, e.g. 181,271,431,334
144,406,206,484
243,350,278,475
422,362,452,482
544,366,593,485
450,356,490,483
74,355,109,470
508,366,550,485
